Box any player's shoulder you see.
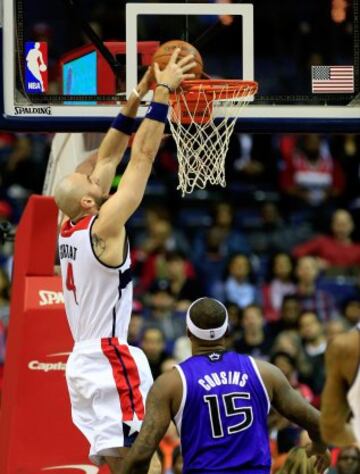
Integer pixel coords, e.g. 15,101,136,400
154,367,183,393
151,367,183,414
252,357,277,375
251,357,288,399
327,329,359,357
325,329,360,384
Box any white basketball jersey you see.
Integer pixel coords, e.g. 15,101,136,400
59,215,132,342
347,323,360,443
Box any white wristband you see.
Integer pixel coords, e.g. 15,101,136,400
132,88,140,98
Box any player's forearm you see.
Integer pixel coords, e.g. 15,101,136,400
97,90,141,164
121,425,160,474
131,87,169,162
121,87,144,117
122,449,152,474
275,384,324,445
123,379,171,474
290,401,325,446
152,85,171,105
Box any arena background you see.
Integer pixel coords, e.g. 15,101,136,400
0,1,360,473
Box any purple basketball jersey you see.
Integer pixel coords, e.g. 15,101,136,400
175,351,271,474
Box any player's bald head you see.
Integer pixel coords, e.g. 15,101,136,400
54,173,89,220
188,297,227,330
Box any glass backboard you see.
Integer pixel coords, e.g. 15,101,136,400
1,0,360,131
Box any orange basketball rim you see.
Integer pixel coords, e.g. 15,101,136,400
169,79,258,125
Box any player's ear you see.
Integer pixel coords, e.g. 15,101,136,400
80,195,95,210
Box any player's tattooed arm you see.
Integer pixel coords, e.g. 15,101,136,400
259,360,331,473
91,233,106,257
264,361,324,444
122,376,172,474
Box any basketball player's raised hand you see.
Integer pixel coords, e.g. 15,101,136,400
135,67,153,99
153,47,196,91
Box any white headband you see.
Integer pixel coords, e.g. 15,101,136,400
186,298,229,341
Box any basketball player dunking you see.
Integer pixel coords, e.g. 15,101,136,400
122,297,330,474
320,322,360,446
55,49,196,473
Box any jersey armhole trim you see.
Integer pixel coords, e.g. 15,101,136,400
89,216,128,269
173,365,187,437
249,356,271,414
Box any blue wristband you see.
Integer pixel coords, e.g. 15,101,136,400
145,101,169,123
111,113,135,135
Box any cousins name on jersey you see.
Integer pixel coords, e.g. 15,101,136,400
198,370,249,391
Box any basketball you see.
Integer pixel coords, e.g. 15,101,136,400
151,40,203,79
39,64,47,72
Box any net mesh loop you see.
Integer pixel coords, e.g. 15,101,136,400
168,80,258,195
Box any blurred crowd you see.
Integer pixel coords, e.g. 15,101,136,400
0,130,360,472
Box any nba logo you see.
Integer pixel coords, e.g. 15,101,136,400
210,330,215,339
25,42,48,93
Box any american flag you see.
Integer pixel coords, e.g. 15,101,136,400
312,65,354,93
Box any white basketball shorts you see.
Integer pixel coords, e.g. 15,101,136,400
66,337,153,465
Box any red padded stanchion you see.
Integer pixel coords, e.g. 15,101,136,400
0,196,109,474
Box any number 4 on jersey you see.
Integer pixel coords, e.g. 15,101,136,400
66,262,78,305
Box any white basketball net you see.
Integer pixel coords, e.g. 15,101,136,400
168,81,257,196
